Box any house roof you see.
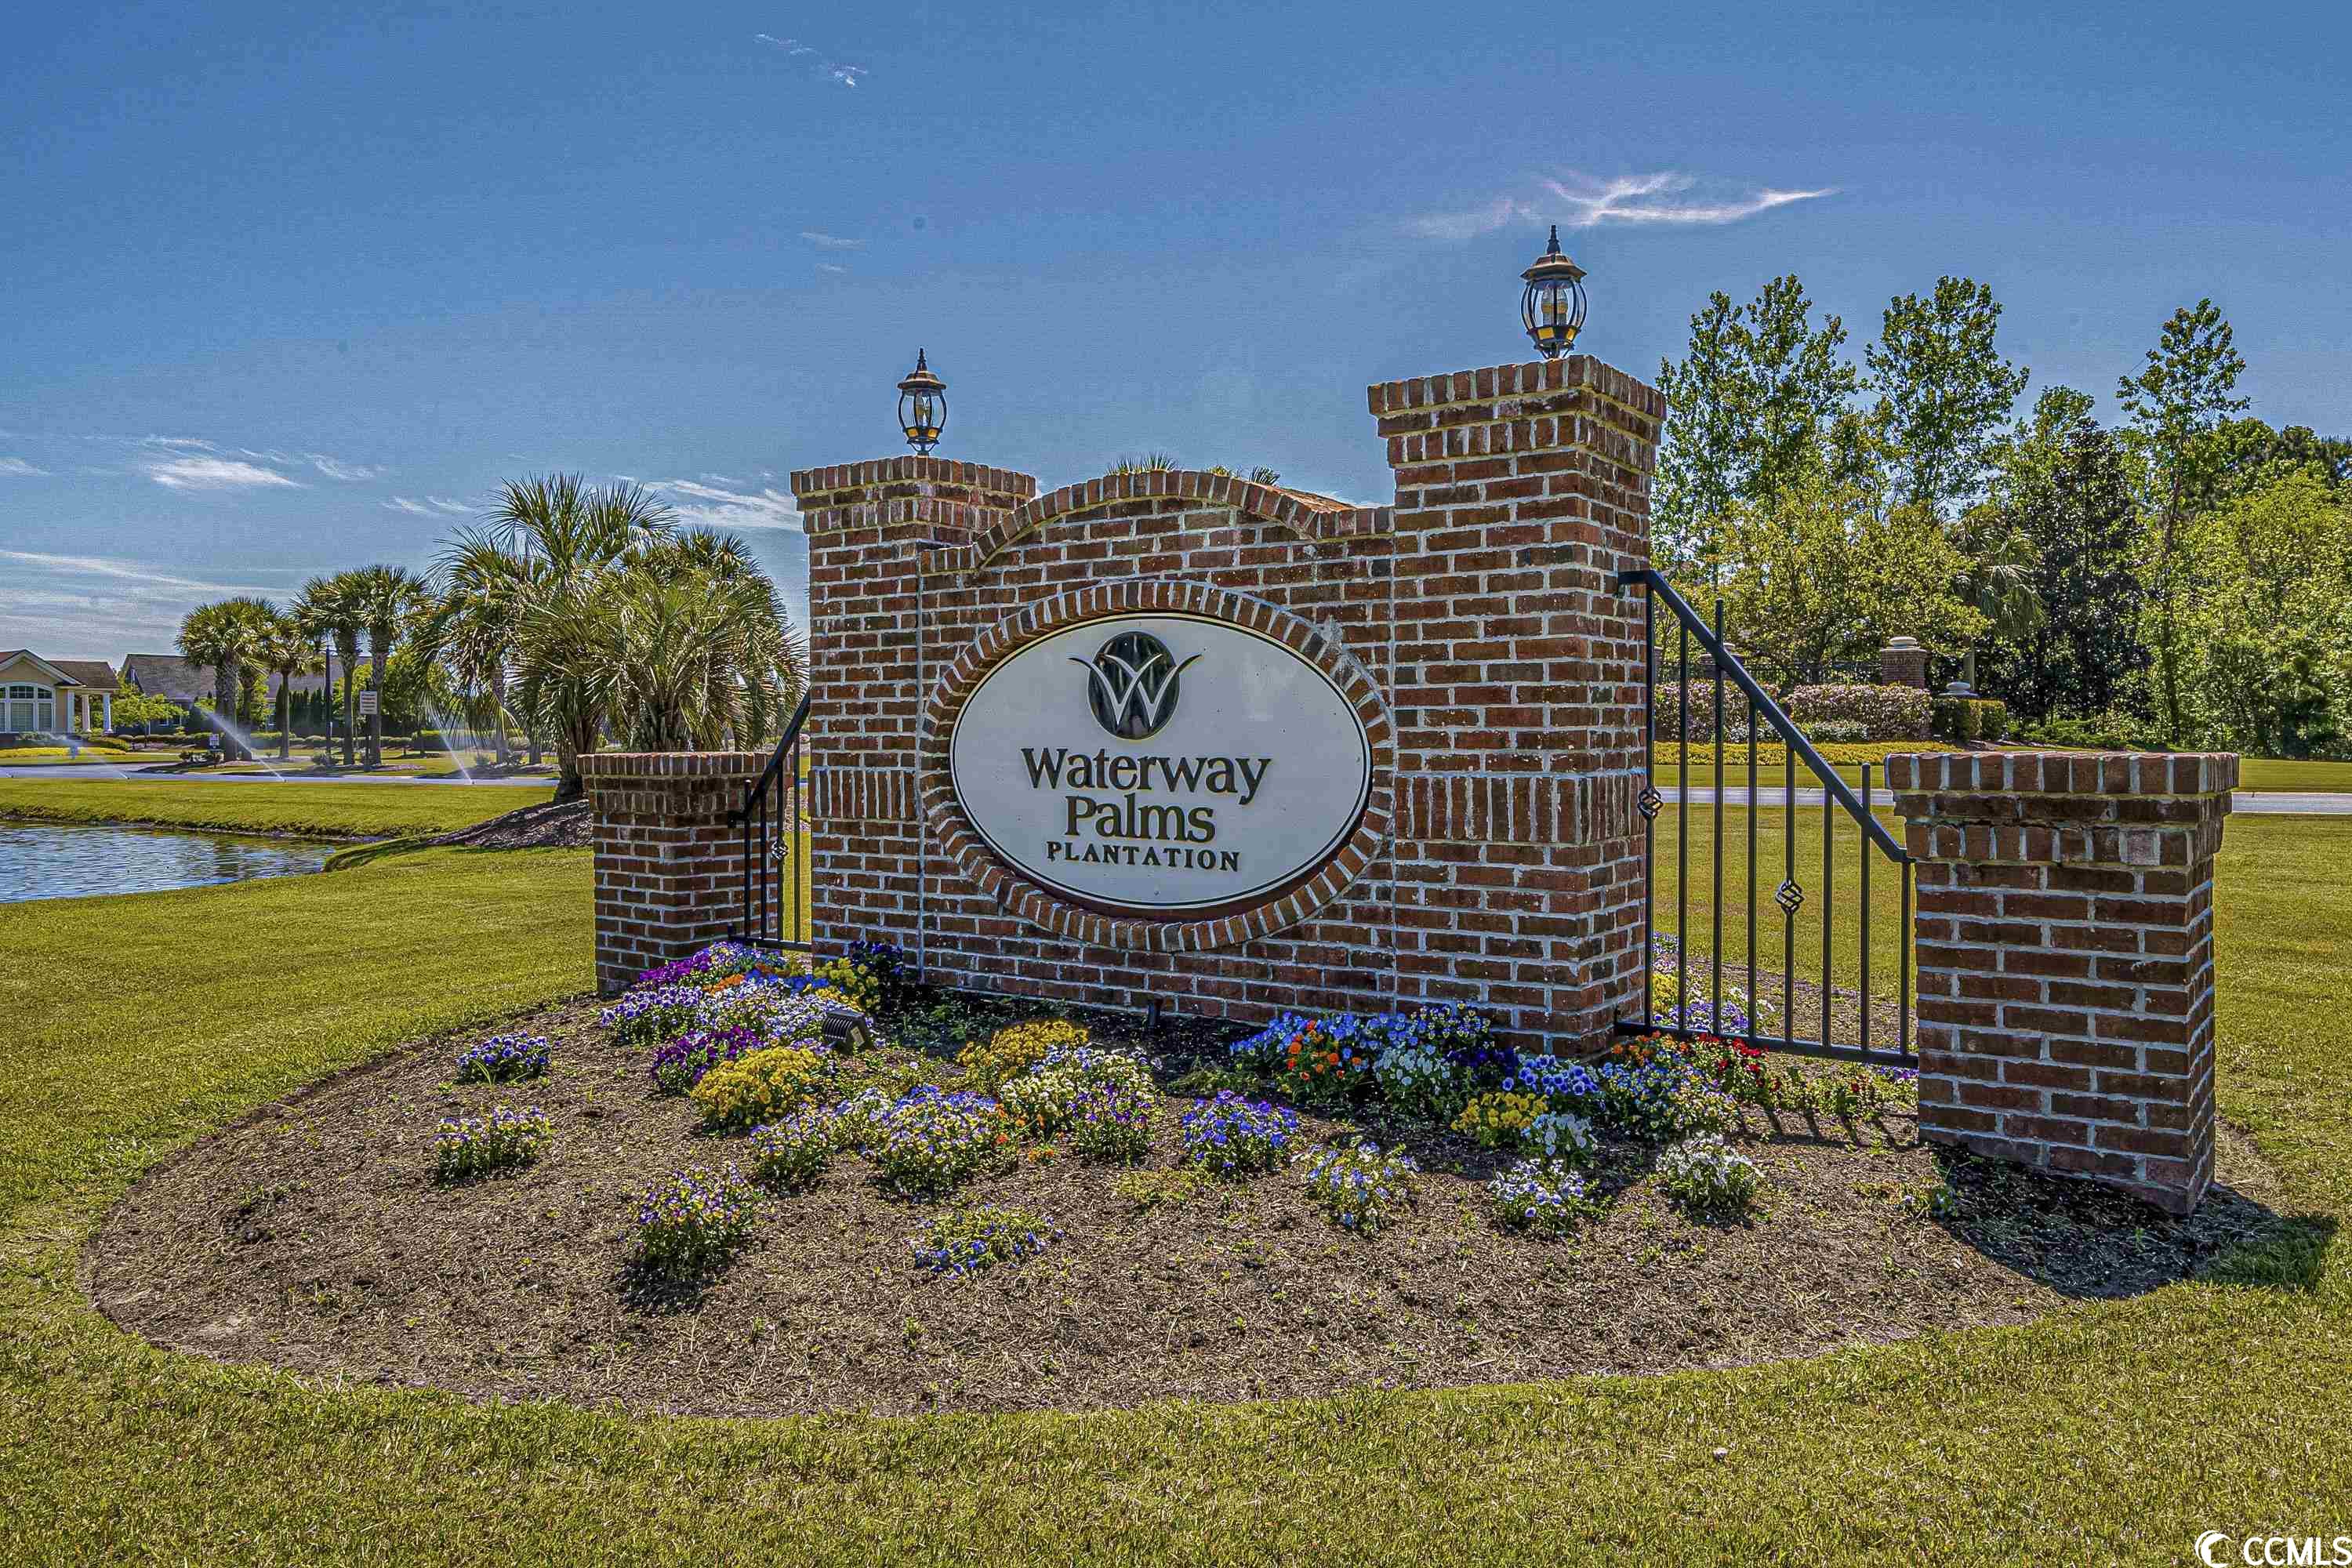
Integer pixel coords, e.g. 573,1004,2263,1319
51,659,118,691
120,652,347,702
0,650,112,688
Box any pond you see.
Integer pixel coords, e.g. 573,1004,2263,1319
0,822,332,903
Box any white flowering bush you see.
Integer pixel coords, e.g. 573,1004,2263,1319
1786,683,1932,742
1522,1111,1596,1166
996,1069,1081,1140
1656,1134,1762,1216
1373,1044,1461,1121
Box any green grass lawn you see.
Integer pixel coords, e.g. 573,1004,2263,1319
1,823,2348,1562
2234,757,2352,792
0,777,554,840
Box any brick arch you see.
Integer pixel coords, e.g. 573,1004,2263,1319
916,579,1396,953
939,468,1388,572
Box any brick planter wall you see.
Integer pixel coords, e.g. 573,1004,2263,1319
580,751,766,996
790,354,1665,1051
1887,751,2238,1214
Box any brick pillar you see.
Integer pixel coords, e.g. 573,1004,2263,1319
582,751,766,995
1371,355,1666,1053
1887,751,2237,1214
1879,637,1929,689
790,457,1037,966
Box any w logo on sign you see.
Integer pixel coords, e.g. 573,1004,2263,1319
1073,630,1201,741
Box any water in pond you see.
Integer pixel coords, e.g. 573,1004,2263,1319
0,822,331,903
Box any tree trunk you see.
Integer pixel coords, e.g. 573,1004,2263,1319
277,673,292,760
368,634,386,768
488,666,512,767
337,635,359,767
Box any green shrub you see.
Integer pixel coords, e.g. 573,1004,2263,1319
433,1106,550,1182
2017,710,2169,751
1933,696,2010,743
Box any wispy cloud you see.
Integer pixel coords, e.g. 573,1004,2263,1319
307,454,383,481
1410,172,1836,240
753,31,866,87
815,263,848,275
0,457,46,477
799,230,863,249
0,550,277,596
653,480,802,533
0,552,303,659
383,495,475,517
145,456,303,491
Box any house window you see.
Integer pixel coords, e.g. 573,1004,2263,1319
5,684,54,734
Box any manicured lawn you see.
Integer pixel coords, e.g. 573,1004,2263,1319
0,778,554,840
1,823,2347,1563
2236,757,2352,792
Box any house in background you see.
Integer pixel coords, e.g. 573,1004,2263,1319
0,651,118,736
118,652,354,732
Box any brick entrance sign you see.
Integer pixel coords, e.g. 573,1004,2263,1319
790,355,1666,1053
1888,751,2236,1213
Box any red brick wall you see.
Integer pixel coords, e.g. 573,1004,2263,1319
791,355,1664,1050
581,751,765,996
1888,750,2237,1214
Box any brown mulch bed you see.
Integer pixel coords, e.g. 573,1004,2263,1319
426,797,594,850
86,994,2283,1420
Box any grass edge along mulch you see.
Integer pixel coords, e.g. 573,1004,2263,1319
2,822,2350,1563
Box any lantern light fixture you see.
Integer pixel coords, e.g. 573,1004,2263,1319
896,349,947,455
1519,225,1588,359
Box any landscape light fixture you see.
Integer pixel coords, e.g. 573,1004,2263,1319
897,349,946,454
1519,225,1588,359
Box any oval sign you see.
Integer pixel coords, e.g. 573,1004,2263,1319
948,612,1372,916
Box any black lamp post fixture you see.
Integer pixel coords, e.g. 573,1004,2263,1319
1519,225,1588,359
896,349,946,455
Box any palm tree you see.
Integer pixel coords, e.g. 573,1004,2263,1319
176,597,274,760
297,572,367,767
575,532,808,753
485,474,675,800
420,533,526,768
1955,534,2046,692
347,564,431,768
255,608,320,761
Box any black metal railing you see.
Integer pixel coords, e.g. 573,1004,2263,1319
1617,569,1915,1066
734,694,812,953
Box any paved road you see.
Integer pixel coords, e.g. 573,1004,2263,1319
0,763,553,786
1660,786,2352,815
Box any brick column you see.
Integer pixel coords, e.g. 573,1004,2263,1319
1371,355,1666,1052
791,457,1037,967
582,752,766,995
1887,751,2238,1214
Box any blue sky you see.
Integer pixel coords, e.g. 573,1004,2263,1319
3,0,2345,660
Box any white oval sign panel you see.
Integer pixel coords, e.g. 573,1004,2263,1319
949,612,1372,915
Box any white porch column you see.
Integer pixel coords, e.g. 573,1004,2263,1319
102,691,112,731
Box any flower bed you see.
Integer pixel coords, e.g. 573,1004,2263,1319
90,942,2260,1421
